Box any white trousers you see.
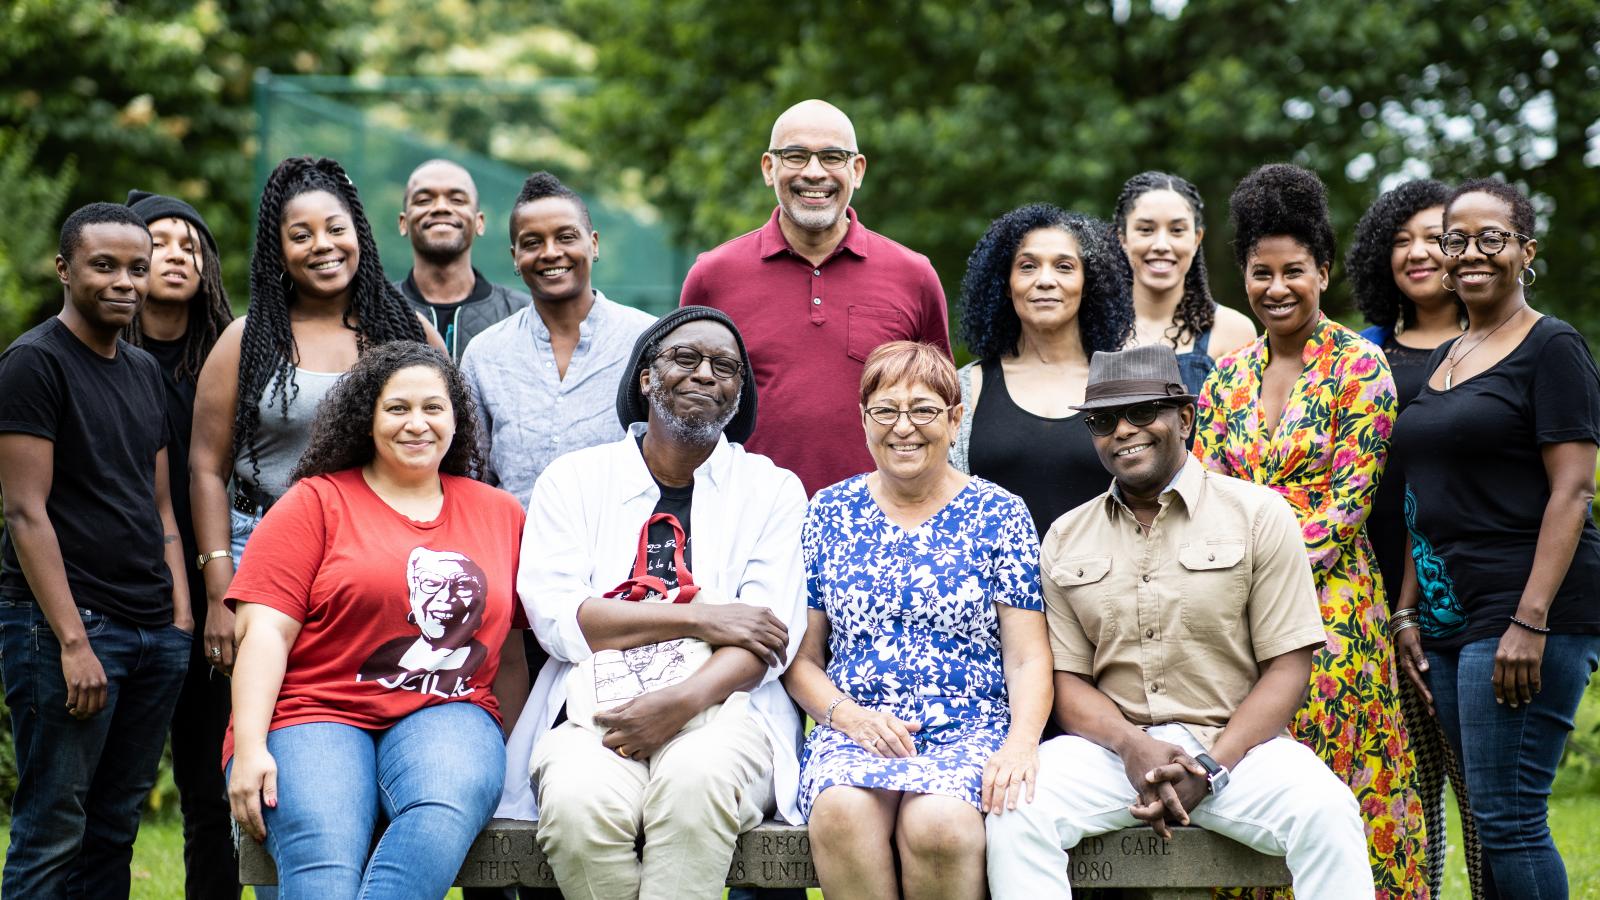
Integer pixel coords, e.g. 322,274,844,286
530,698,775,900
985,724,1374,900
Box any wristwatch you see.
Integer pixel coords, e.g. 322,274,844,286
196,549,233,571
1194,753,1230,795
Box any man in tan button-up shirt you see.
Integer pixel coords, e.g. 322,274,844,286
986,345,1373,899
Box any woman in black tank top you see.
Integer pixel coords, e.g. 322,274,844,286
951,204,1134,539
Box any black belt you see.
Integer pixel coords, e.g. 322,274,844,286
232,483,274,515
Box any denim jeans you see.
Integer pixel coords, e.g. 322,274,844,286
0,596,190,899
1427,632,1600,900
230,701,504,900
229,506,262,563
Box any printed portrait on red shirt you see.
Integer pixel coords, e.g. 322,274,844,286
356,547,489,698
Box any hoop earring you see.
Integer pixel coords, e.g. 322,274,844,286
1518,266,1537,287
1440,272,1456,293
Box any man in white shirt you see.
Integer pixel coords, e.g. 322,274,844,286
502,306,807,900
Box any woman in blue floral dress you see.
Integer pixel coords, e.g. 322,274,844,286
782,341,1053,900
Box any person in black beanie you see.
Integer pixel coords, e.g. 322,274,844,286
504,304,808,900
124,189,240,900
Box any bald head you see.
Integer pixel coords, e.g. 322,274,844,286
404,159,478,207
769,100,858,152
400,158,485,264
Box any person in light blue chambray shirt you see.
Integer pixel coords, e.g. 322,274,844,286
460,171,656,509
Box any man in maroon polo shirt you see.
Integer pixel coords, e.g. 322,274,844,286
680,99,950,497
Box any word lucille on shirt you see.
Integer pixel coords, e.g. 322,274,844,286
356,547,490,699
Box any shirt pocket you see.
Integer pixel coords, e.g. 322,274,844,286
846,305,910,363
1047,554,1117,636
1178,539,1247,633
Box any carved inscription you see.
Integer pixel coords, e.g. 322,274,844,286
1068,832,1172,884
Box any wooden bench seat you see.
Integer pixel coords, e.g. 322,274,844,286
239,819,1290,898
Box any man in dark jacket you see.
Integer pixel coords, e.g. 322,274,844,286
394,159,527,360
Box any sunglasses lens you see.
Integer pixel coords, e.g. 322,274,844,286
1085,413,1115,436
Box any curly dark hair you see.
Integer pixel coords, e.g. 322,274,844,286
1228,163,1336,271
1112,171,1215,347
1347,179,1459,330
121,217,235,383
511,170,592,241
58,202,147,262
959,203,1134,361
238,156,427,487
1445,178,1537,238
291,341,482,482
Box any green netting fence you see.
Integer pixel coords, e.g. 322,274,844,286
254,73,687,316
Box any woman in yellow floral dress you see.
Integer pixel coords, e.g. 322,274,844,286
1195,165,1426,899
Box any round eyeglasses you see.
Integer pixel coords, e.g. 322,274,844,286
1083,401,1178,437
1435,229,1529,257
654,346,744,380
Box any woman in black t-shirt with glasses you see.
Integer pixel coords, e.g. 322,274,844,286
1392,179,1600,899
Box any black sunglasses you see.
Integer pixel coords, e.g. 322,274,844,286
1083,401,1179,437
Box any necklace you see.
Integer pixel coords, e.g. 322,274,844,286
1442,304,1526,390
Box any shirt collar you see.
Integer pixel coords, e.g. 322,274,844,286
758,206,869,262
1104,455,1205,521
617,421,732,500
401,268,493,306
526,288,606,344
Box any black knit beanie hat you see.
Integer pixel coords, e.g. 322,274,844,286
616,305,758,444
125,189,218,255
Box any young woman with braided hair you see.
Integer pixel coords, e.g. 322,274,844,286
190,156,444,677
1113,171,1255,394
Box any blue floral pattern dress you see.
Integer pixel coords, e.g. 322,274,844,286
797,475,1042,817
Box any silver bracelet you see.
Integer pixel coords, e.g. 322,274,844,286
824,695,851,730
1389,619,1421,636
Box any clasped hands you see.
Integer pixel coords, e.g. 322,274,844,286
1121,735,1210,838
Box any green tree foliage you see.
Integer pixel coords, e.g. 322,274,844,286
0,0,368,333
0,130,75,340
564,0,1600,335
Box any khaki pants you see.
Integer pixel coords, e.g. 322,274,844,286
530,698,775,900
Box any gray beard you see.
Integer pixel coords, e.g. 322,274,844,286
646,377,741,445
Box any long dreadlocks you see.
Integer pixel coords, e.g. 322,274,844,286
236,156,425,484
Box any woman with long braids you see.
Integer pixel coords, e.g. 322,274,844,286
1194,164,1425,899
1113,171,1256,394
191,156,445,675
122,190,241,899
1393,180,1600,898
1348,179,1481,898
949,204,1134,540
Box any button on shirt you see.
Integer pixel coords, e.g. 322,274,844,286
1041,456,1325,750
680,207,951,496
460,290,657,507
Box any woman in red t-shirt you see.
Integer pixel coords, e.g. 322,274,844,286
225,341,527,899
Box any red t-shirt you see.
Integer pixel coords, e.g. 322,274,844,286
681,207,951,497
222,469,525,764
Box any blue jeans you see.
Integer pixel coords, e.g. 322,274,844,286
1427,632,1600,900
0,596,190,899
230,506,262,562
231,701,504,900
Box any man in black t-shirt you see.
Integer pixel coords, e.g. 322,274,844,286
0,203,192,898
394,159,527,361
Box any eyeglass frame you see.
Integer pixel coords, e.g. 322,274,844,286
766,146,860,171
1434,229,1531,258
1082,400,1183,438
652,345,745,380
863,404,952,427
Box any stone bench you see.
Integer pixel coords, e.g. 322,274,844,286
239,819,1290,898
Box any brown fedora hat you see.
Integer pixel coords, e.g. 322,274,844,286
1070,345,1198,411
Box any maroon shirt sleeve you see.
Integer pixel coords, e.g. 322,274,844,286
225,479,327,620
917,259,952,356
680,255,711,308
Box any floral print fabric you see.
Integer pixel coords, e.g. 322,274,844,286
797,475,1041,817
1195,314,1427,899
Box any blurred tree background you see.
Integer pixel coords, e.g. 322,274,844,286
3,0,1597,337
